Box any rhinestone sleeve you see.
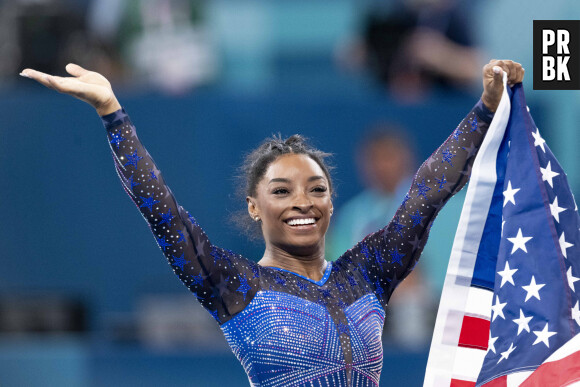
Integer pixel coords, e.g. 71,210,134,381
335,100,495,308
101,109,260,324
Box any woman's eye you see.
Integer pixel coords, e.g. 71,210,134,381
272,188,289,195
312,186,328,193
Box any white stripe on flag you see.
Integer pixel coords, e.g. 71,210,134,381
506,371,532,386
424,73,512,387
465,286,493,319
452,346,488,380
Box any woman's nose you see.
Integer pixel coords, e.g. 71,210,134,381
292,193,313,212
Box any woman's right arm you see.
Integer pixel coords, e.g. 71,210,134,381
21,65,260,324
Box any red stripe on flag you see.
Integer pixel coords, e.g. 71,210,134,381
482,375,507,386
520,349,580,387
450,379,476,387
458,315,490,350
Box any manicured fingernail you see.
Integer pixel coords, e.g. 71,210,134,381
19,72,30,78
493,66,501,74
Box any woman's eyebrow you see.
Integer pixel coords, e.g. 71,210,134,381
268,176,325,184
268,178,290,184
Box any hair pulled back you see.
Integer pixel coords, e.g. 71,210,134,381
234,134,334,240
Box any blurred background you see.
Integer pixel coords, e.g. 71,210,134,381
0,0,578,386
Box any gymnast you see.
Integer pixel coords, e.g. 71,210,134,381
21,59,523,386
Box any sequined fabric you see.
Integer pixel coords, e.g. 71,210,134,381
101,101,493,386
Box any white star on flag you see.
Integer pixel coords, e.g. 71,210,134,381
503,181,520,207
497,342,516,364
497,261,518,287
507,228,533,254
572,302,580,327
522,276,545,302
549,196,567,223
491,295,507,322
567,267,579,291
488,334,498,354
512,308,532,335
559,232,574,258
531,127,546,153
532,323,557,347
540,161,559,188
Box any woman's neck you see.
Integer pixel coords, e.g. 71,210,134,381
258,244,327,282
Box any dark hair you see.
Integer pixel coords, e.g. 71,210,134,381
233,134,334,240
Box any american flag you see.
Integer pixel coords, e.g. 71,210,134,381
424,81,580,386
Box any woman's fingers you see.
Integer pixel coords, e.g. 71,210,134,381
45,75,83,95
487,59,525,85
65,63,89,77
21,66,119,114
21,67,88,96
20,68,55,89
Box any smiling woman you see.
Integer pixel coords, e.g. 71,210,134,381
20,60,524,386
248,152,334,279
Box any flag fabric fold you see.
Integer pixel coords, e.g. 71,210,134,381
424,80,580,387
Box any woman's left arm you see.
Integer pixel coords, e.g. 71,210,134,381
336,60,524,307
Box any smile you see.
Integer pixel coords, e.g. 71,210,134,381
285,218,316,226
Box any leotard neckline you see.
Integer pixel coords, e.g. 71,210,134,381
268,261,333,286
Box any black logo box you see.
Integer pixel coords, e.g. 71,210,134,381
533,20,580,90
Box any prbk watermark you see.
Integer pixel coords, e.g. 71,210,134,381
533,20,580,90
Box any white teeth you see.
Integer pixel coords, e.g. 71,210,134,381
287,218,316,226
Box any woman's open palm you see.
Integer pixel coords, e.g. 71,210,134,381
21,64,121,115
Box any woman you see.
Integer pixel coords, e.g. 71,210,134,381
21,60,523,386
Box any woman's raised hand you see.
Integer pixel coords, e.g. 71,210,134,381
21,64,121,116
481,59,525,113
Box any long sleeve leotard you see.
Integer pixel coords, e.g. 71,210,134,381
102,101,493,387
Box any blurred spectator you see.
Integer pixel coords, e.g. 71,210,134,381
327,127,416,256
2,0,216,93
89,0,217,94
337,0,483,102
0,0,93,83
326,126,435,348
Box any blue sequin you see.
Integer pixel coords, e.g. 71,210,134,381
389,248,405,266
190,274,204,286
172,253,187,270
156,235,172,251
110,132,126,149
435,174,447,192
128,174,139,189
409,210,424,228
391,216,406,237
469,116,478,132
148,168,158,181
416,178,431,199
139,196,160,212
442,148,455,166
124,150,143,168
236,273,251,301
159,208,174,226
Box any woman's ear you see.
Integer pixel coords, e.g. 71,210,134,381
247,197,260,222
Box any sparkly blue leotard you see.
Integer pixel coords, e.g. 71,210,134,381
101,101,493,386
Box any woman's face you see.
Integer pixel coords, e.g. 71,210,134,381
248,153,333,256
